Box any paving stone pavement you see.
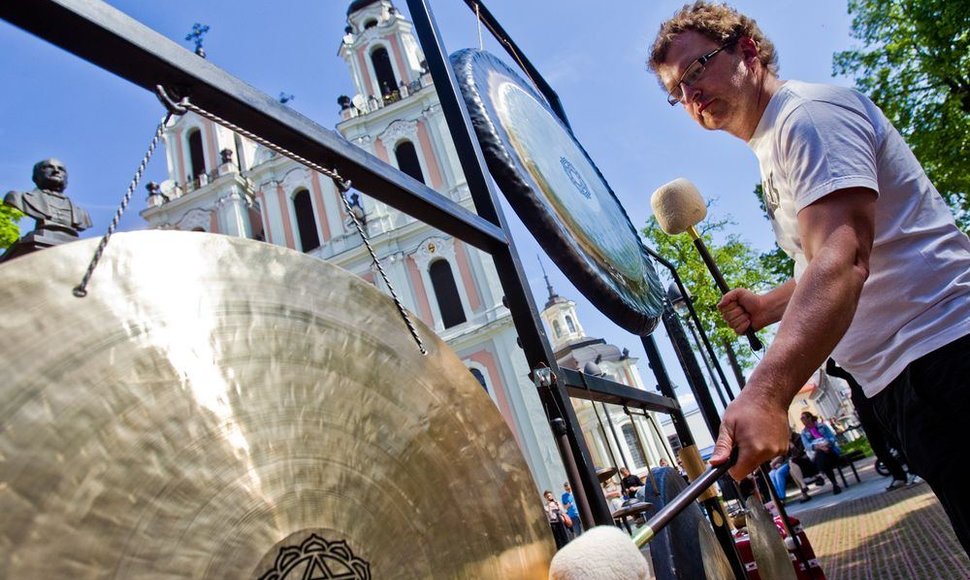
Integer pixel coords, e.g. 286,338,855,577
786,462,970,579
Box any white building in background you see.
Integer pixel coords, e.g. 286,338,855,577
537,273,675,479
139,0,568,494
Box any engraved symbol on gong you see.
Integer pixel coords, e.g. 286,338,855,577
560,157,591,200
258,533,371,580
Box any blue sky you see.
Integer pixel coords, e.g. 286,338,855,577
0,1,856,410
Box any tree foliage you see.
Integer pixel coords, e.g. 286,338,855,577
0,204,23,249
833,0,970,229
642,210,771,370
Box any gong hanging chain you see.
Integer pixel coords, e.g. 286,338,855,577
90,87,427,354
335,184,428,355
73,112,174,298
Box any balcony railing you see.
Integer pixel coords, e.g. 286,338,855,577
339,76,431,121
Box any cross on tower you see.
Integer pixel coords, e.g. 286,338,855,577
185,23,210,57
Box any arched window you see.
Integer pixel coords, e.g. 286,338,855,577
394,141,425,184
565,315,577,333
470,368,488,393
429,259,466,328
364,19,378,29
553,320,562,338
622,424,648,468
293,189,320,252
370,47,397,97
187,128,206,180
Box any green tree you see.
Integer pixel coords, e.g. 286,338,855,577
833,0,970,229
642,210,771,370
0,204,23,249
752,183,794,286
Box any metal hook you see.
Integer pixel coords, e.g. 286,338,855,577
334,177,352,194
154,85,189,116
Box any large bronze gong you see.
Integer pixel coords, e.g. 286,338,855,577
0,231,553,578
452,49,664,337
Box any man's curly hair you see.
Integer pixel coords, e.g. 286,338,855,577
647,2,778,77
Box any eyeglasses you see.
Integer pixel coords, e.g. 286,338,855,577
666,39,738,106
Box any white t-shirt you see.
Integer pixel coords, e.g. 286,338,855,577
748,80,970,396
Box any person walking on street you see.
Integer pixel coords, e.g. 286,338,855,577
543,490,570,549
560,482,583,538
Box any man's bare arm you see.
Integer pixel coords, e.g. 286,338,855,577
710,186,876,478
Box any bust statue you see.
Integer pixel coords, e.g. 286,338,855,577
2,158,92,261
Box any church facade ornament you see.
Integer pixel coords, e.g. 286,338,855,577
174,207,214,231
410,235,454,270
378,118,418,146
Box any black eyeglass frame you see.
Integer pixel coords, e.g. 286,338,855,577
666,38,739,106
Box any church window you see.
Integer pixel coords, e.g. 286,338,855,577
370,47,398,97
565,315,576,333
622,424,648,469
187,128,206,180
470,368,488,393
429,259,466,328
394,141,425,184
293,188,320,252
553,320,562,338
364,19,378,29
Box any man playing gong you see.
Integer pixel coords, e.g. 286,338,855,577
648,1,970,553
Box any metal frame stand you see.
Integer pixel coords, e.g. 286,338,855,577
0,1,765,576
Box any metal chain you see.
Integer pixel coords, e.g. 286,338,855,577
339,192,428,355
174,97,427,355
73,112,174,297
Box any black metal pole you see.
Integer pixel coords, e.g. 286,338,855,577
661,304,724,443
549,417,594,529
625,408,661,495
641,335,747,580
683,315,729,408
406,0,611,526
646,246,735,401
723,339,748,389
601,402,630,472
644,412,678,467
593,401,622,474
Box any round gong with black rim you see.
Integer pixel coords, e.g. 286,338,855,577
452,48,663,336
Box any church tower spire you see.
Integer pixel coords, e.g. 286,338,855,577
537,260,585,350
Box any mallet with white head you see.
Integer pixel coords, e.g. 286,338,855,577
650,178,763,351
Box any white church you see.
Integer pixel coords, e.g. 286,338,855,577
140,0,672,494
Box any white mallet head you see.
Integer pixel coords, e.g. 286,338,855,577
650,178,707,235
548,526,650,580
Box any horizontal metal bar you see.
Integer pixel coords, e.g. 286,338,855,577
0,0,509,253
559,368,681,414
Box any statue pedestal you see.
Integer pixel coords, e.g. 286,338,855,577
1,229,81,263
